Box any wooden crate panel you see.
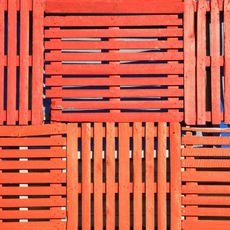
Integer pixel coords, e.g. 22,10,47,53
64,122,181,229
0,124,68,230
184,0,229,125
182,126,230,229
0,0,44,125
44,0,184,122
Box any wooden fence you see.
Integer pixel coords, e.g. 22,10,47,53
0,0,230,229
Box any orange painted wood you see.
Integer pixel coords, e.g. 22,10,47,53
133,122,142,229
145,122,155,230
94,123,103,230
170,123,181,230
105,122,115,230
157,122,167,229
196,0,206,124
32,0,44,124
7,0,17,125
67,124,78,230
211,0,221,124
184,0,196,125
82,123,91,230
118,123,130,229
224,0,230,123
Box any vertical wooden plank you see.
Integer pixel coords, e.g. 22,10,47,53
0,0,4,124
197,0,207,124
170,123,181,230
106,122,115,230
82,123,91,230
157,122,167,230
19,0,29,125
32,0,44,124
67,124,78,230
118,123,130,230
184,0,196,125
7,0,17,125
211,0,221,124
133,122,142,230
145,122,154,230
94,123,103,230
224,0,230,123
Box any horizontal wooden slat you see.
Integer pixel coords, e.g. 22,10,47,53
182,185,230,194
47,88,183,98
51,111,183,122
0,197,66,208
46,76,183,86
46,63,183,75
182,171,230,182
45,0,184,14
45,40,183,50
182,207,230,217
182,196,230,205
0,172,66,183
45,15,183,26
182,148,230,156
45,52,184,62
182,159,230,168
51,100,183,110
45,28,183,38
0,210,66,219
0,149,66,158
0,137,66,146
182,136,230,145
0,160,66,169
0,222,65,230
182,220,230,230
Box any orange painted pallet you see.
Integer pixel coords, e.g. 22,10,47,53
184,0,230,125
44,0,184,122
0,124,77,230
0,0,44,125
182,126,230,229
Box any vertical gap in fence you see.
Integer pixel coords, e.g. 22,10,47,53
184,0,196,125
94,123,103,230
0,0,4,124
211,0,221,124
224,0,230,123
145,122,154,230
133,122,142,229
157,122,167,229
197,0,207,124
32,0,44,124
106,122,115,230
170,123,181,230
7,0,17,125
118,123,130,229
19,0,29,125
82,123,91,230
67,124,78,230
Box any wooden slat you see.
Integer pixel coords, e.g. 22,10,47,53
211,0,221,124
45,0,184,14
170,123,181,230
19,0,29,125
182,185,230,194
118,123,130,229
182,148,230,156
224,0,230,123
145,122,155,230
182,159,230,168
7,0,17,125
44,15,183,26
183,207,230,217
106,122,115,230
82,123,91,230
184,0,196,124
182,220,230,230
157,122,167,230
182,196,230,205
94,123,103,230
133,122,142,229
182,136,230,145
32,0,44,124
67,124,78,230
197,0,206,124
